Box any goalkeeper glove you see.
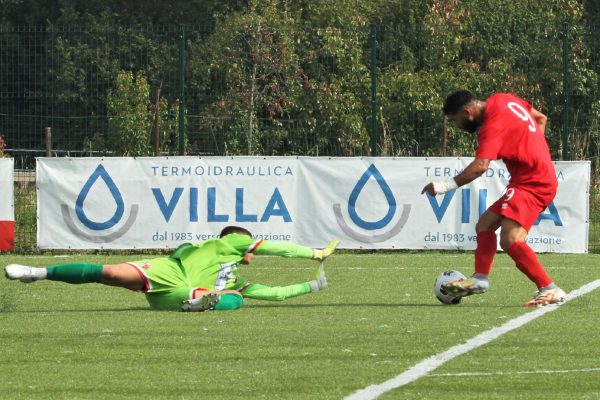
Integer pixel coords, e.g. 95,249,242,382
309,262,328,292
312,239,340,261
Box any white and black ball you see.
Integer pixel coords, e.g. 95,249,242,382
434,269,466,305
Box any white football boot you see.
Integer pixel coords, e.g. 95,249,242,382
523,285,566,308
4,264,46,283
181,292,220,312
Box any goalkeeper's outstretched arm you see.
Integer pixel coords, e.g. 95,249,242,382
246,238,341,261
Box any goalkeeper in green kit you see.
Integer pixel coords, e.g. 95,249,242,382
4,226,340,312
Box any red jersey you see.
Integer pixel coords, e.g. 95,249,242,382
475,93,557,190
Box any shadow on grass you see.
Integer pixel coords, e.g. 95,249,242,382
0,303,520,313
0,306,153,313
244,302,519,309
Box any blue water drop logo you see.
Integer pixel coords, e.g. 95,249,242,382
348,164,397,230
75,164,125,230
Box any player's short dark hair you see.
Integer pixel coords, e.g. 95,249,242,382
220,226,252,238
443,90,476,115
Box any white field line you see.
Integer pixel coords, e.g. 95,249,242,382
344,279,600,400
428,367,600,377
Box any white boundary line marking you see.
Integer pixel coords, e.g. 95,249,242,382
428,367,600,377
344,279,600,400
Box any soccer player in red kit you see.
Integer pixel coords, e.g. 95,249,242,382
422,90,566,307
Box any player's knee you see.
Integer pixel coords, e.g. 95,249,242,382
476,220,501,234
101,265,117,282
499,235,515,251
101,265,128,286
475,222,487,234
101,264,144,290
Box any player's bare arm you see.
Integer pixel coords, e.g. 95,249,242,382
421,158,490,196
454,158,490,186
530,107,547,134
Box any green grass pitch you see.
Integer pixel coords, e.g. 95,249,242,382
1,252,600,399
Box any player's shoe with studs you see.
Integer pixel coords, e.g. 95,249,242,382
181,292,221,312
441,274,489,297
523,286,566,308
4,264,45,283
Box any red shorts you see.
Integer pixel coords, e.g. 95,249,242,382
488,185,556,231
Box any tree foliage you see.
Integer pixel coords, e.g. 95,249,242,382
1,0,599,164
83,71,179,156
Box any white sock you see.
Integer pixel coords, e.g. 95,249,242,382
33,268,48,280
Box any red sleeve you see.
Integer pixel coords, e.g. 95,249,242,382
475,125,502,160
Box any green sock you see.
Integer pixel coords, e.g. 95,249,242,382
46,263,103,284
214,293,244,310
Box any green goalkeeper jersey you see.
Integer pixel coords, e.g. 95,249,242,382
170,233,314,290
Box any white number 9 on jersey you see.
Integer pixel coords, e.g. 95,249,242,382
507,102,536,133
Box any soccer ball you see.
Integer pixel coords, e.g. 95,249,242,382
434,269,466,305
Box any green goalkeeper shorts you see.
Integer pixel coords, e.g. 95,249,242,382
127,257,197,311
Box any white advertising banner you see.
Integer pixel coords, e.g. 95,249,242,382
37,157,590,253
0,158,15,251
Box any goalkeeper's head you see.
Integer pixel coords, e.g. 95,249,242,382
220,226,254,264
219,226,252,238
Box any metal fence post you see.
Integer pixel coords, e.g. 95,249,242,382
562,22,570,161
178,24,186,156
370,22,378,157
45,127,52,157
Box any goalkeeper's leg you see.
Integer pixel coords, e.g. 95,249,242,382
5,262,104,284
238,280,326,301
238,262,328,301
5,262,146,291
